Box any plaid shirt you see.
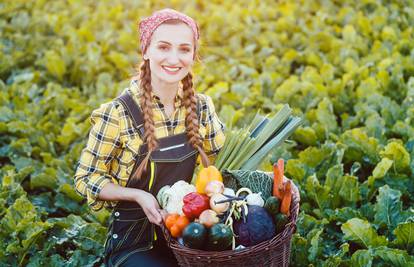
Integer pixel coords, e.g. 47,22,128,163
74,80,226,211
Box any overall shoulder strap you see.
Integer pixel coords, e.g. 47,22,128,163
116,91,145,139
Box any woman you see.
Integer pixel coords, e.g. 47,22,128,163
74,8,226,267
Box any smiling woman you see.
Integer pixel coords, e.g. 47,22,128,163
144,22,196,86
73,8,226,267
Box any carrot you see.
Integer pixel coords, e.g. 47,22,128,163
273,159,284,200
280,180,292,216
277,158,284,179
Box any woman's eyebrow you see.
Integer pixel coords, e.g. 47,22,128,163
157,41,192,46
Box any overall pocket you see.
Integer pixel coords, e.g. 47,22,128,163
105,207,153,257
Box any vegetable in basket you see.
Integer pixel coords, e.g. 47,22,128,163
182,192,210,220
198,209,219,228
280,180,292,216
209,193,230,214
264,196,288,233
165,213,190,238
182,222,207,249
215,105,302,171
195,165,223,194
274,213,288,234
204,180,225,197
157,180,196,215
264,196,280,217
206,223,233,251
222,169,273,200
245,192,264,207
272,159,292,216
273,159,284,200
233,205,276,247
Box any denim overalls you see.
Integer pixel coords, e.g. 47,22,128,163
104,91,201,266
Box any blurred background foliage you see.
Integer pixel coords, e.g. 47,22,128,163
1,0,414,266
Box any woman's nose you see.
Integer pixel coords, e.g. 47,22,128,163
166,50,180,65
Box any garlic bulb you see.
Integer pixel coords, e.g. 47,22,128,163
246,192,264,207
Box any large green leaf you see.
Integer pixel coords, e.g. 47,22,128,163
393,222,414,253
305,174,331,210
339,175,360,205
351,249,373,267
372,158,393,179
374,185,404,232
222,169,273,200
341,218,388,248
373,247,414,267
380,141,411,174
308,228,323,262
3,0,414,266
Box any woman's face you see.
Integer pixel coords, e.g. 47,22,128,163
144,22,195,85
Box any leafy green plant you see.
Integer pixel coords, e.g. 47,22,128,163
1,0,414,266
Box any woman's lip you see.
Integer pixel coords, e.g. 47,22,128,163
162,66,182,75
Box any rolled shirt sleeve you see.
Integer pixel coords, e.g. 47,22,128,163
74,102,121,211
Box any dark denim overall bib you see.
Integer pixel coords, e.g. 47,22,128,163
104,91,201,267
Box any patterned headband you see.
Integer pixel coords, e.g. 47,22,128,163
138,8,200,55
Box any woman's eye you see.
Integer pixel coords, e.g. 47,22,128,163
159,46,169,50
181,48,191,53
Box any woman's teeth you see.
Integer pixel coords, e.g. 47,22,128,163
162,66,181,72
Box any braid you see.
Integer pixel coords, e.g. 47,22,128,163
182,73,211,167
131,60,159,180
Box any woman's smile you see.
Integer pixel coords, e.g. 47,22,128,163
162,65,182,74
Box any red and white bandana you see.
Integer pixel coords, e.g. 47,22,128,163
138,8,200,55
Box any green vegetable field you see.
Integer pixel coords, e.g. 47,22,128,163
1,0,414,266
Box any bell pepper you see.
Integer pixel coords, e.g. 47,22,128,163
165,213,190,238
195,165,223,194
182,192,210,220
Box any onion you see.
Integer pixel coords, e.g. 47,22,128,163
198,209,219,228
209,193,230,214
204,180,224,197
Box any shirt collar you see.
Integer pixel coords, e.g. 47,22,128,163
129,79,184,104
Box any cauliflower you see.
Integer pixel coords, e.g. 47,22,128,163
156,180,196,215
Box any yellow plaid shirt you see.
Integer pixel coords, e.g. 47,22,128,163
74,80,226,211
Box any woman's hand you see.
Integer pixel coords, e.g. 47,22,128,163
98,183,163,225
135,190,163,226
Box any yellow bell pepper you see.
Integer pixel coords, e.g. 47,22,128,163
195,165,223,194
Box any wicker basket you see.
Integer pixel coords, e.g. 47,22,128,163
162,180,300,267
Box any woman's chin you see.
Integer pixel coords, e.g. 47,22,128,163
159,73,187,84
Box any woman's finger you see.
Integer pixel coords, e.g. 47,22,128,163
149,208,162,225
159,209,168,222
152,199,161,210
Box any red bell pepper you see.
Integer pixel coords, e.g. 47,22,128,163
182,192,210,220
